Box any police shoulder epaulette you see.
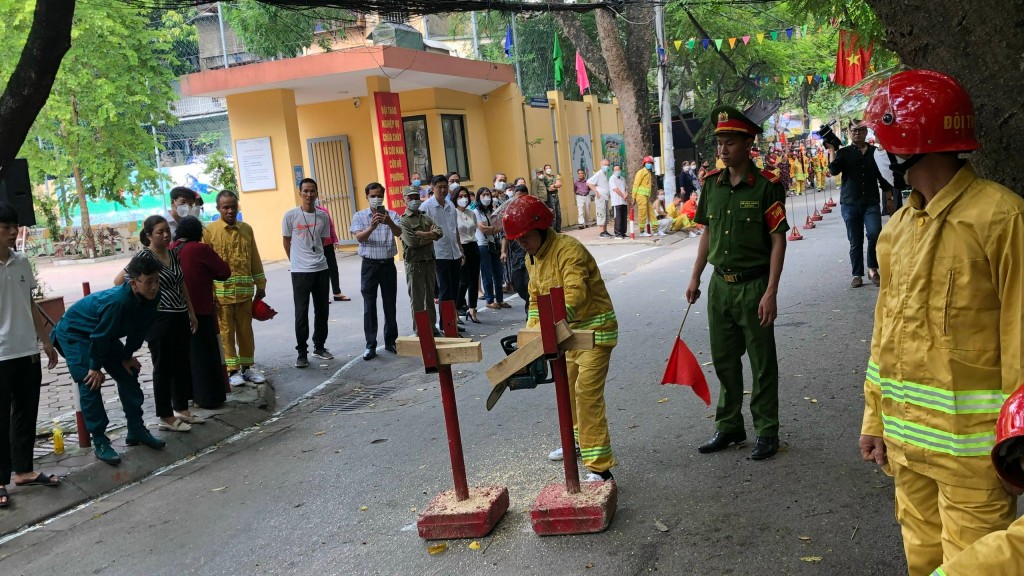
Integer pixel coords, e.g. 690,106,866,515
760,169,781,183
706,168,723,178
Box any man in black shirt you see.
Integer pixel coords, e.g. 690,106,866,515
827,121,894,288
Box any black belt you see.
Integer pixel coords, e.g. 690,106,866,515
714,267,768,284
362,257,393,262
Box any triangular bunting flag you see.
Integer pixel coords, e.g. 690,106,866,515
786,28,794,39
742,35,751,45
714,38,723,51
728,37,737,49
793,27,801,39
674,39,682,51
687,39,695,50
803,24,809,37
773,76,780,82
829,73,835,81
770,31,779,41
757,32,765,44
702,38,711,50
806,75,813,85
814,74,822,82
790,76,797,84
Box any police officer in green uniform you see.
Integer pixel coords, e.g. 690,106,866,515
686,105,789,460
399,187,443,334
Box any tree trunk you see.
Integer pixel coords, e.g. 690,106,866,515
865,0,1024,193
68,97,95,258
593,8,651,174
0,0,75,181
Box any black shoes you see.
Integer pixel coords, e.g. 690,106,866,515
362,347,377,361
697,430,747,453
295,355,309,368
751,436,780,460
384,344,398,354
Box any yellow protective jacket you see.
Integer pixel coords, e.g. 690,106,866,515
632,168,652,198
203,219,267,304
526,232,617,347
931,514,1024,575
863,164,1024,489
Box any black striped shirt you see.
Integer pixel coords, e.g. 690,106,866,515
131,249,187,312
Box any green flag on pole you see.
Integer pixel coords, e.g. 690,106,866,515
553,32,564,88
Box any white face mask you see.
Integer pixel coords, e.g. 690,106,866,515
188,206,202,217
494,181,507,191
545,168,552,175
176,205,190,218
406,200,421,212
658,195,665,200
369,197,383,209
480,196,492,206
449,182,461,193
613,171,621,177
457,198,469,208
506,190,515,198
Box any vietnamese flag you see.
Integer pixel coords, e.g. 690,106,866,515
662,335,711,406
835,30,872,87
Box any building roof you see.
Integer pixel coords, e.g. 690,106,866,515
180,45,516,105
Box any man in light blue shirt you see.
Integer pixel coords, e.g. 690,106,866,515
420,175,465,329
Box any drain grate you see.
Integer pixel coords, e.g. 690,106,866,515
314,383,405,414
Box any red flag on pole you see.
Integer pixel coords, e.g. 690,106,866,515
575,50,590,95
661,304,711,406
834,30,873,87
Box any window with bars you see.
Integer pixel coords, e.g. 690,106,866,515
441,114,469,180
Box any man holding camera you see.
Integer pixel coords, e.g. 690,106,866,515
825,120,894,288
351,182,402,361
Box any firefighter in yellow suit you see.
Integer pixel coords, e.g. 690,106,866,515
502,194,618,482
859,70,1024,576
813,148,828,191
930,384,1024,576
632,156,655,237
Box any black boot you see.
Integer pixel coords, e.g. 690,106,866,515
697,430,747,453
751,436,780,460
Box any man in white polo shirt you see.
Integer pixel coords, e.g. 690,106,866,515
587,158,613,238
283,178,333,368
0,202,61,507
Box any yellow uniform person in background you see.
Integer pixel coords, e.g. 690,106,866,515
632,155,655,237
859,70,1024,576
502,195,618,482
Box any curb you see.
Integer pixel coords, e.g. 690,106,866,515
0,384,276,536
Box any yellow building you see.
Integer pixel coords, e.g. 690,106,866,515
180,45,623,260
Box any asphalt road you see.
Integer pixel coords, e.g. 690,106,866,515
1,207,912,575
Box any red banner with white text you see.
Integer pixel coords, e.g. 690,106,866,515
374,92,409,214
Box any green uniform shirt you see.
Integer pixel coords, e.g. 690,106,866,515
399,211,443,262
694,161,789,271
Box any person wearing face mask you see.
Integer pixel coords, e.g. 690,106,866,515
447,172,462,200
609,164,629,239
493,173,508,199
653,189,673,236
858,70,1024,576
474,187,507,314
539,164,563,232
453,189,481,319
351,182,402,360
586,159,613,238
167,187,199,237
632,156,656,237
399,187,443,334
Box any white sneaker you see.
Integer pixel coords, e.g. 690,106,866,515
639,232,652,237
688,232,698,238
243,369,266,383
228,372,245,387
657,231,666,236
584,470,614,482
547,444,581,461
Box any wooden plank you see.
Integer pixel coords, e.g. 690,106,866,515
396,336,472,358
486,321,589,386
516,324,595,351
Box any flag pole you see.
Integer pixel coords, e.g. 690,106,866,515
676,302,693,340
510,15,522,90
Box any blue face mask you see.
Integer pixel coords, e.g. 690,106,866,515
602,165,611,173
412,179,421,187
645,163,654,170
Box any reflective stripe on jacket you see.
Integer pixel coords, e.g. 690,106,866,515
862,164,1024,489
931,513,1024,575
203,219,267,304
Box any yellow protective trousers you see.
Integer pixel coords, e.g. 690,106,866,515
635,197,653,234
566,345,616,473
891,460,1016,576
218,301,256,371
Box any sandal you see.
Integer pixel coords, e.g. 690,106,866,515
0,487,8,509
176,412,205,424
334,294,351,302
14,472,62,488
159,418,192,432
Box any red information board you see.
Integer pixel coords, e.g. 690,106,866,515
374,92,409,215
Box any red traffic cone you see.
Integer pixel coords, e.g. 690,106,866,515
803,215,816,230
788,226,804,241
811,209,823,221
826,197,836,207
821,203,832,214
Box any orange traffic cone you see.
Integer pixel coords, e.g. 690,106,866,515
803,215,816,230
788,226,804,241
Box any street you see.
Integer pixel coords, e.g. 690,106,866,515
1,211,908,575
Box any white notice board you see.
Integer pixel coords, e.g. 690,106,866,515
235,137,277,192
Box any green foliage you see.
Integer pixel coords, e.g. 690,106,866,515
204,149,238,193
33,185,61,241
1,1,180,229
158,7,200,75
223,1,350,59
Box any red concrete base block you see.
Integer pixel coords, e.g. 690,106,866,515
417,485,510,540
530,481,618,536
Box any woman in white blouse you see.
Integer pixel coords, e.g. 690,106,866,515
454,188,481,322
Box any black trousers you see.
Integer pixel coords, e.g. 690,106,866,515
512,266,530,314
191,314,226,409
0,355,42,481
613,205,628,237
148,311,193,417
324,243,342,295
292,270,329,354
547,193,562,232
435,258,462,310
457,242,480,311
361,257,398,349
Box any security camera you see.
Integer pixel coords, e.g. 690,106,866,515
353,98,361,108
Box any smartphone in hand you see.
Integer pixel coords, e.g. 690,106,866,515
375,205,387,216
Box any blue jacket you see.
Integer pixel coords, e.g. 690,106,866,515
52,283,159,371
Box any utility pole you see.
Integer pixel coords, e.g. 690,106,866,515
654,4,676,200
217,2,229,69
470,11,480,59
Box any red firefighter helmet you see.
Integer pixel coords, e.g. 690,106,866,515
502,195,554,240
252,298,278,322
993,385,1024,489
862,69,979,156
642,155,655,164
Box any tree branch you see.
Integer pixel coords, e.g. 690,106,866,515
551,12,610,86
0,0,76,180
